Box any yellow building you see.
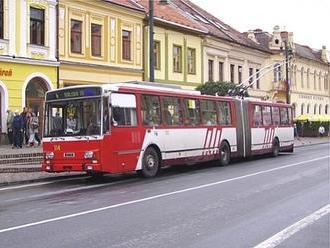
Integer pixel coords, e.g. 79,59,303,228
58,0,145,87
0,0,58,142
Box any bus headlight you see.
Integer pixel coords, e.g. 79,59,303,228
45,152,55,159
84,151,94,159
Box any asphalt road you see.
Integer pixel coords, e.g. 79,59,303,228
0,143,329,248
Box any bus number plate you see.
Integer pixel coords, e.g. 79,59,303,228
64,152,75,158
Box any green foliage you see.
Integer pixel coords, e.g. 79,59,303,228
196,81,249,97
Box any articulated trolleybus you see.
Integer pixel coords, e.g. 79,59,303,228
42,82,294,177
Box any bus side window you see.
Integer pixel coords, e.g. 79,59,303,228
280,108,289,125
253,105,262,126
201,100,217,125
288,108,292,124
111,93,137,127
141,95,161,126
184,99,200,126
262,106,272,126
272,107,280,125
163,96,183,126
218,101,232,125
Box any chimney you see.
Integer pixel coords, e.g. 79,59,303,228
247,30,258,43
321,45,328,63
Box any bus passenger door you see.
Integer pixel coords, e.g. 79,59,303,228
108,93,141,173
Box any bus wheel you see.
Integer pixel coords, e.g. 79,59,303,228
219,142,231,166
140,147,160,178
272,138,280,157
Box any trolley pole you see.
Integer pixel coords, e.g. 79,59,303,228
149,0,154,82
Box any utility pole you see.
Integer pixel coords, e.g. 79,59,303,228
281,31,291,104
149,0,154,82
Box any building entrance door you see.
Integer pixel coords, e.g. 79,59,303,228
25,77,48,137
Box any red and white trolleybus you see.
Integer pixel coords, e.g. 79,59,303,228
42,82,294,177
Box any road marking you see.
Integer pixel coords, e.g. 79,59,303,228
0,177,86,192
0,155,328,234
254,204,330,248
4,179,138,203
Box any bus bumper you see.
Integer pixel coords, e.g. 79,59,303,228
42,162,102,173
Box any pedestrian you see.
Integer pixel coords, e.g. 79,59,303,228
21,107,28,145
27,111,39,147
6,109,14,146
293,123,299,139
318,125,325,137
12,110,23,148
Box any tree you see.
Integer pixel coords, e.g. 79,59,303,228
195,81,249,97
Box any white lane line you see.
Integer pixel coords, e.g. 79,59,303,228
254,204,330,248
0,155,328,234
4,179,138,203
0,177,86,192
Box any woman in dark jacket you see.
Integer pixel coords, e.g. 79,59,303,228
13,110,23,148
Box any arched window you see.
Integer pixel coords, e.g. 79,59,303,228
319,104,322,114
314,104,317,114
307,104,310,114
325,73,329,90
301,67,304,88
274,63,281,82
313,70,317,89
301,103,304,115
306,68,310,88
325,105,329,115
318,72,322,90
292,103,297,118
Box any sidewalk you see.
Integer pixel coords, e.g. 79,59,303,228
0,137,329,185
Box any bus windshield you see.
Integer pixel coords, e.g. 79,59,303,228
44,97,102,137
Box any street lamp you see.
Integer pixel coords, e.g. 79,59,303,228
280,31,293,104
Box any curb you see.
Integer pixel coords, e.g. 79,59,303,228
0,167,41,173
294,141,329,148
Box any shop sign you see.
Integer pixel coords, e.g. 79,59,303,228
0,68,13,77
298,94,324,101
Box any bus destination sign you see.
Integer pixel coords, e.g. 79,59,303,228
46,87,102,100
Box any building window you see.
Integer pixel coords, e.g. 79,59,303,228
219,62,224,82
154,40,161,70
187,48,196,74
313,70,317,90
238,66,242,84
274,63,281,82
301,67,304,88
122,30,131,60
249,68,253,86
314,104,317,114
318,72,321,90
319,104,322,114
307,104,310,114
71,19,82,53
30,7,45,46
0,0,3,39
256,69,260,89
230,64,235,83
301,104,304,115
91,24,102,56
208,59,214,81
325,105,329,115
306,68,310,88
173,45,182,73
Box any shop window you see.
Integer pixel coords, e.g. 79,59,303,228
141,95,161,126
201,100,217,125
184,99,200,126
71,19,82,53
163,97,183,126
30,7,45,46
218,101,231,125
173,45,182,73
187,48,196,74
122,30,131,60
91,24,102,56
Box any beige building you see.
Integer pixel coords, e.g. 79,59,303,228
248,26,330,117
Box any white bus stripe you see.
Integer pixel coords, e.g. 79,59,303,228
254,204,330,248
0,156,328,234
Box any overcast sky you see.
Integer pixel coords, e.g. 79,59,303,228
190,0,330,50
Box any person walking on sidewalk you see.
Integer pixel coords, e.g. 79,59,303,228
21,107,29,145
27,111,39,147
6,109,14,145
318,125,325,137
12,110,23,148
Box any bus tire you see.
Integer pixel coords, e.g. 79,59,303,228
219,142,231,166
272,138,280,157
140,147,160,178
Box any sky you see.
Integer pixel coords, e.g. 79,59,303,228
190,0,330,50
